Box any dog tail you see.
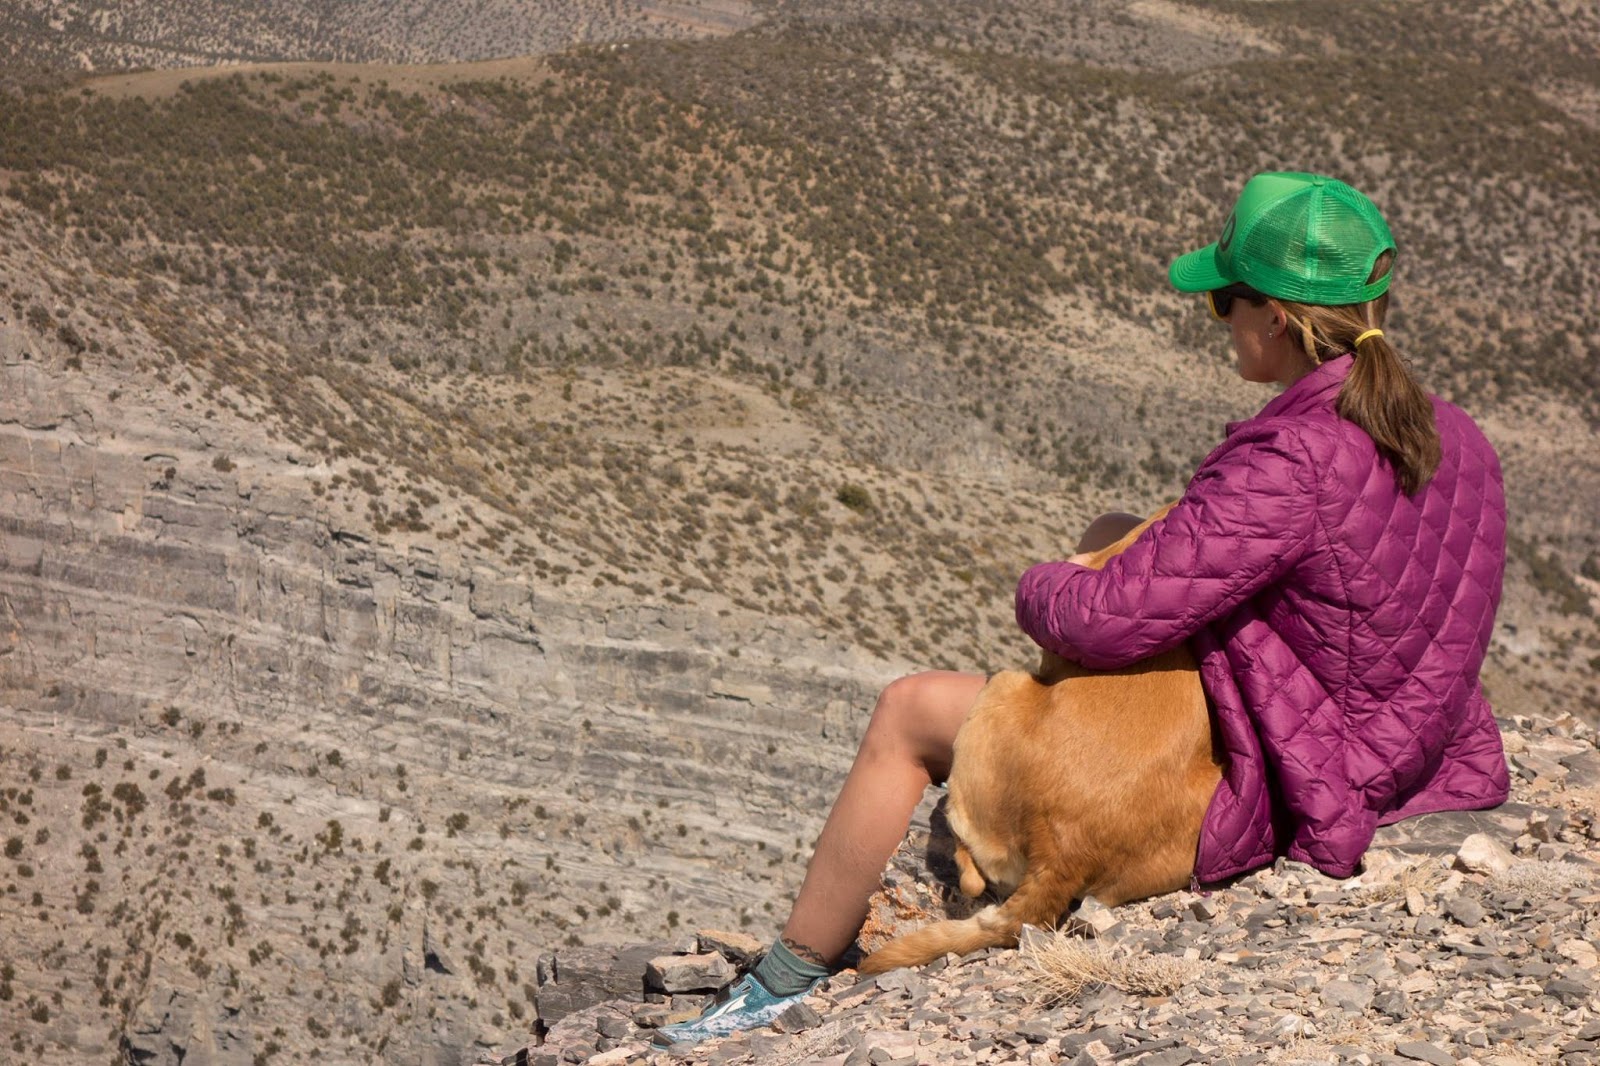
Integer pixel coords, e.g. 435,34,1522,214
856,906,1016,974
857,869,1073,975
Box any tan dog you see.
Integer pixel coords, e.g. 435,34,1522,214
858,506,1221,973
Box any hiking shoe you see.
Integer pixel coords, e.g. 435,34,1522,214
651,972,818,1047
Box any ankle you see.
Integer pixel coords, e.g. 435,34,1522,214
751,937,830,997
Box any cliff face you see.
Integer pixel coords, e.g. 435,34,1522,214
0,321,891,1065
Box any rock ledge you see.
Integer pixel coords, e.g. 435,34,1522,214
504,714,1600,1065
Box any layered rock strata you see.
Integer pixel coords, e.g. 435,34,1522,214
0,325,894,1065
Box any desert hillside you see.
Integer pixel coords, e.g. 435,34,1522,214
0,0,757,72
0,1,1596,1063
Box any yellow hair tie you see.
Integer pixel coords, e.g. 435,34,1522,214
1354,328,1385,347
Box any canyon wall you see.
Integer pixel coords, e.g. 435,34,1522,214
0,325,894,1064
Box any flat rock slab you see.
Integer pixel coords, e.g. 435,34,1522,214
533,943,675,1028
1369,802,1537,856
646,952,736,994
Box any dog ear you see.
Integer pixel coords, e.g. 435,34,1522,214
1034,648,1071,680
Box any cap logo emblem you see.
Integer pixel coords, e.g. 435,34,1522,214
1218,212,1237,254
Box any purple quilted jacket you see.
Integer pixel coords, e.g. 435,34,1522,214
1016,355,1510,882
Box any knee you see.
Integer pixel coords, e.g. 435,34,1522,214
859,673,962,778
1075,511,1144,554
863,674,930,750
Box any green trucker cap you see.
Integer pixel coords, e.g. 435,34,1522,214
1169,171,1396,305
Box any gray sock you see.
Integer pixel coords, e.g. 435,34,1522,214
751,938,830,997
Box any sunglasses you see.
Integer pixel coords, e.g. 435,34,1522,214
1207,284,1266,321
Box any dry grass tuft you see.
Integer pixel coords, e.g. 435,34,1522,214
1352,856,1449,905
1490,860,1595,899
1023,933,1203,1005
1274,1014,1393,1064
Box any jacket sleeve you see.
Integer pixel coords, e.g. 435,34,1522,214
1015,424,1322,669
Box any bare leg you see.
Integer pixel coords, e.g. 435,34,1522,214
778,671,987,965
777,511,1145,966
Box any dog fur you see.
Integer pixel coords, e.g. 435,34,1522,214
857,506,1221,974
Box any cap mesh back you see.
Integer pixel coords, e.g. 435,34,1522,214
1236,180,1393,304
1168,172,1396,302
1244,194,1312,300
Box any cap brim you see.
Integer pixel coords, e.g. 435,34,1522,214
1168,244,1230,293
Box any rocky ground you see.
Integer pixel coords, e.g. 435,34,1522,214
513,713,1600,1065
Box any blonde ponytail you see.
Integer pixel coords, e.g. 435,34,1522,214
1337,330,1440,494
1276,253,1440,494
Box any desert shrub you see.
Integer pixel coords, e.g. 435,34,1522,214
836,482,873,512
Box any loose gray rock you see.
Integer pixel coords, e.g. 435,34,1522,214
1545,977,1595,1007
1394,1040,1456,1066
645,953,736,994
1372,990,1410,1019
1445,895,1487,927
771,1000,823,1034
1320,979,1375,1013
1511,751,1567,783
1067,895,1124,938
697,930,764,966
1141,1050,1196,1066
1454,833,1516,875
